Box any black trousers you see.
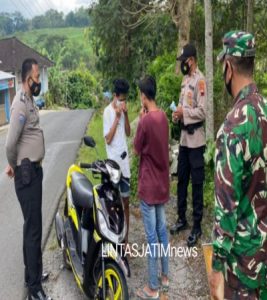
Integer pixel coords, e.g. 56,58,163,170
15,164,43,294
177,145,205,229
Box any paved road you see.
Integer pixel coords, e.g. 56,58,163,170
0,110,93,300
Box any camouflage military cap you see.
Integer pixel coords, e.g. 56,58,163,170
217,31,256,62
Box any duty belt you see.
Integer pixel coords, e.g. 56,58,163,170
181,121,203,135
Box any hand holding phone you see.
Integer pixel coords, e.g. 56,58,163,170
170,101,177,112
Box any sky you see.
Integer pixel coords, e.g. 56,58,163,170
0,0,94,18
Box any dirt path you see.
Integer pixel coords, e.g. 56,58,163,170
42,194,211,300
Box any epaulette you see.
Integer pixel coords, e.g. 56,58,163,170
20,92,26,103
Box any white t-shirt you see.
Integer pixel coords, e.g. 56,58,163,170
103,103,130,178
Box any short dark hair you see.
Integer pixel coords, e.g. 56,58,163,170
113,79,129,96
21,58,38,82
227,55,254,77
138,75,156,100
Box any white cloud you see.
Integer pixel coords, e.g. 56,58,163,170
39,0,93,14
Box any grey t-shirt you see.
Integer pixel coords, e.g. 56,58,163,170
5,89,45,169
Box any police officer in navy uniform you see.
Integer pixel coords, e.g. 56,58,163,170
5,58,51,300
170,44,207,247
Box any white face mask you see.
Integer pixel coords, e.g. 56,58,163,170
116,99,122,108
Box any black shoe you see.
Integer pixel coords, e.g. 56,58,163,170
170,219,188,235
24,272,50,288
28,289,52,300
187,229,202,247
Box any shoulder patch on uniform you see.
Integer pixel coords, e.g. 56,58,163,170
20,92,26,103
19,114,26,125
198,80,206,96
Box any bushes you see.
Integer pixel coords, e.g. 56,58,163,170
45,66,68,107
45,65,102,109
148,53,183,140
67,67,100,109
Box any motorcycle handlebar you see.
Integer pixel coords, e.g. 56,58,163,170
79,163,93,169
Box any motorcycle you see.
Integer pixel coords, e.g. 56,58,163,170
55,136,130,299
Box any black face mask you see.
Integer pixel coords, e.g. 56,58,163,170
224,63,232,96
29,78,41,97
180,60,191,76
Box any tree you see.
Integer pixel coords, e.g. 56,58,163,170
0,13,15,35
74,7,91,27
89,0,176,89
13,12,28,32
172,0,193,73
35,34,67,61
247,0,254,32
204,0,214,140
45,9,65,28
65,11,76,27
119,0,194,73
32,15,48,29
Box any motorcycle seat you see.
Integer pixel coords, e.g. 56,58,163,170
71,172,94,209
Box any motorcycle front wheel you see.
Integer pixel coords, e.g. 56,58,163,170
95,261,129,300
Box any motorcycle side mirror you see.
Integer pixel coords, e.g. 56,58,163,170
84,136,96,148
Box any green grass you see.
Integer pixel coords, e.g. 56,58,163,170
11,27,86,43
77,109,106,185
127,101,139,123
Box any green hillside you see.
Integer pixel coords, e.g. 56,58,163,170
5,27,97,73
10,27,93,55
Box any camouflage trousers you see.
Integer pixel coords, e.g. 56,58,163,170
224,267,267,300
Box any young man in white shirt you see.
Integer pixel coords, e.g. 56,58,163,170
103,79,131,243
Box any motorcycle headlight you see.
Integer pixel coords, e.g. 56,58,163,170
106,164,121,184
97,209,125,244
98,209,118,243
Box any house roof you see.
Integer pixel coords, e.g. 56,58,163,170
0,37,54,72
0,71,15,81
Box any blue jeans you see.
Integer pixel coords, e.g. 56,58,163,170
140,200,169,290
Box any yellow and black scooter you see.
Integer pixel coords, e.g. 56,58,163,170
55,136,130,299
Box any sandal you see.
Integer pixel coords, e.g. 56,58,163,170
158,276,169,292
136,287,159,300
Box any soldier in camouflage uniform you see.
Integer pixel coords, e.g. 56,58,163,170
209,31,267,299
